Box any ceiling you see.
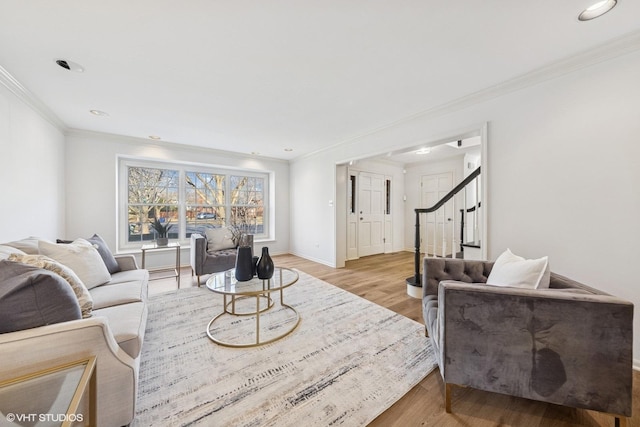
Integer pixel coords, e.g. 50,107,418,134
1,1,639,161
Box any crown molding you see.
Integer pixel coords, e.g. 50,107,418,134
0,65,67,131
65,128,290,164
294,29,640,162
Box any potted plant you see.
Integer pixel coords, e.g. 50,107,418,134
149,217,172,246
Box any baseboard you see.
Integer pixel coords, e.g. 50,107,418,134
633,359,640,371
286,251,337,268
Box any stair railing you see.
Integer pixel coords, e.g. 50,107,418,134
407,166,481,287
459,201,481,252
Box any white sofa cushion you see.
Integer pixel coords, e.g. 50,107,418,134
108,268,149,285
0,244,26,260
91,281,146,310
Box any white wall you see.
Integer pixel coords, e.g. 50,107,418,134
290,49,640,360
64,130,290,268
289,150,337,265
0,84,66,242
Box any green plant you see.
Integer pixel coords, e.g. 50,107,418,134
149,217,172,238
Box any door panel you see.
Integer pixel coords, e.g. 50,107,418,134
421,172,454,257
358,172,385,257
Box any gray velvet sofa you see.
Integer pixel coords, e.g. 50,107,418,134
0,237,149,427
422,257,633,424
190,231,254,286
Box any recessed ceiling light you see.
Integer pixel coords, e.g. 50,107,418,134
148,135,161,140
578,0,617,21
416,148,431,155
251,151,260,155
284,148,293,152
55,59,84,73
89,109,109,116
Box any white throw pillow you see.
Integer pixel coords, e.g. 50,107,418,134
486,248,550,289
205,227,236,252
39,238,111,289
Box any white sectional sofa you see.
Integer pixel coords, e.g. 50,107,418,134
0,237,149,427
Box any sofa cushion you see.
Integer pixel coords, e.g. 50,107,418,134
205,227,236,252
4,237,44,255
107,268,149,285
39,238,111,289
91,281,147,310
93,301,147,359
0,244,26,260
486,248,550,289
203,248,237,272
0,260,81,333
8,254,93,318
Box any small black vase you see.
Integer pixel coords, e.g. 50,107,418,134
235,246,254,281
256,247,274,280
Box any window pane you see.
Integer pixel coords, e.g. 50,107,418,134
185,171,228,238
230,175,264,235
127,166,179,243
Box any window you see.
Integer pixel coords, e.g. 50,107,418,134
127,166,180,243
385,179,391,215
119,158,269,249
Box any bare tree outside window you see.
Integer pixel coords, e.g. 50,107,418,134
122,161,268,247
230,175,264,235
128,167,179,242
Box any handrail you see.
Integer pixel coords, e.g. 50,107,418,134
407,166,481,288
460,201,481,214
415,166,480,214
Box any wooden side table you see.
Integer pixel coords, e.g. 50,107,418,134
0,356,97,426
141,242,181,288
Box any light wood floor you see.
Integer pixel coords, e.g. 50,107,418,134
149,252,639,427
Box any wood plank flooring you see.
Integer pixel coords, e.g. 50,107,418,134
149,252,639,427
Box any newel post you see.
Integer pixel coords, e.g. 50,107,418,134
413,209,421,285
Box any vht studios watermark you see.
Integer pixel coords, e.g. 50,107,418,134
5,412,84,423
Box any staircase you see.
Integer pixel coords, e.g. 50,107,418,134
406,166,481,298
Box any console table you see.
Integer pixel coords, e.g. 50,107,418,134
141,242,181,288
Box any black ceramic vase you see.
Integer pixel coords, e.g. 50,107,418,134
235,246,254,281
256,247,274,280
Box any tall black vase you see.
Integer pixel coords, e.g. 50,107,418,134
235,246,254,281
256,247,274,280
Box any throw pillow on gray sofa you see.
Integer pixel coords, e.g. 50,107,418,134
0,260,81,333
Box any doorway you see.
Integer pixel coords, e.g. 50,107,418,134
347,170,393,260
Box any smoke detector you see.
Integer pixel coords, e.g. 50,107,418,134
55,59,84,73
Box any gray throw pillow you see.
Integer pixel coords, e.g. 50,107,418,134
0,260,82,333
87,234,121,274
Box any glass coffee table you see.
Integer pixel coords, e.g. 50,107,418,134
205,267,300,348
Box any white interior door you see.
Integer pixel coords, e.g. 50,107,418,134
421,172,454,257
358,172,385,257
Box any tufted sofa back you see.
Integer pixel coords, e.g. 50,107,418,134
422,257,604,298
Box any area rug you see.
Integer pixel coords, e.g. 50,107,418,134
133,271,437,426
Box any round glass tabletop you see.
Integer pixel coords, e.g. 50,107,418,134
205,267,299,296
